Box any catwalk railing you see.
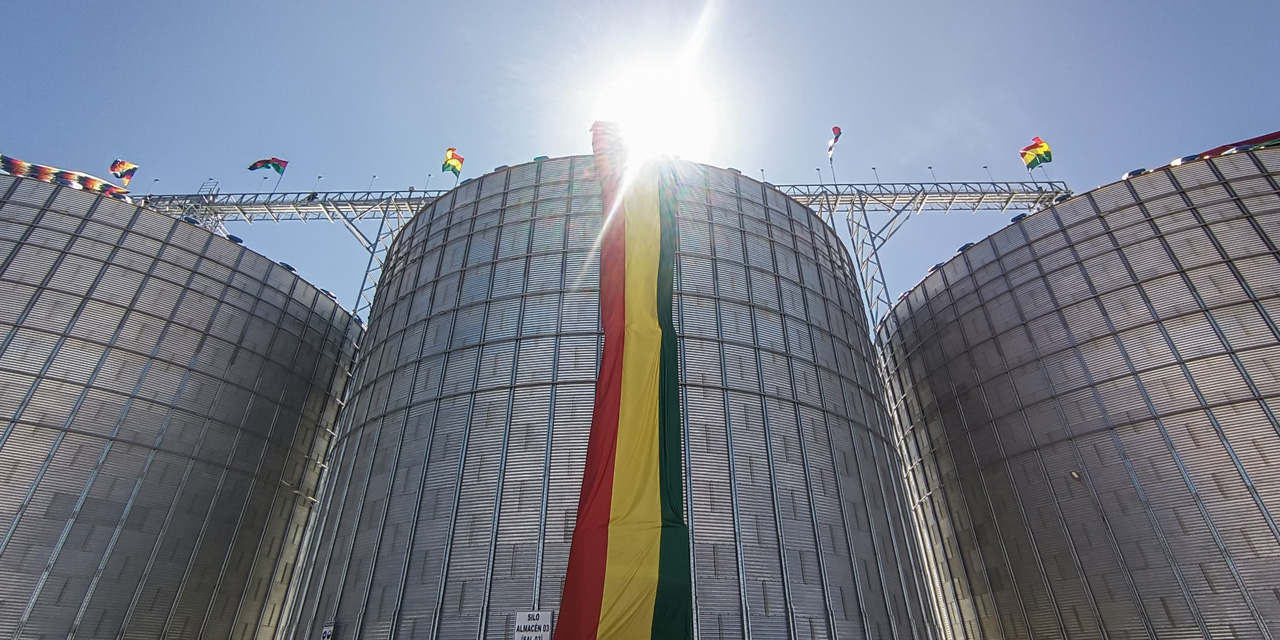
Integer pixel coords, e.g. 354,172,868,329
144,180,1071,326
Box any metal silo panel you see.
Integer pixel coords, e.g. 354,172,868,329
0,176,357,639
289,158,932,639
882,148,1280,639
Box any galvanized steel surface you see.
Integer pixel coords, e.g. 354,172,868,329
0,175,359,639
879,148,1280,639
288,157,932,639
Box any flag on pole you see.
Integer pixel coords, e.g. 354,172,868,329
442,147,464,177
1019,137,1053,170
558,122,692,640
827,126,843,159
109,159,138,186
248,157,289,175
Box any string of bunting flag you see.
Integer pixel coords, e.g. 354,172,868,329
0,154,132,201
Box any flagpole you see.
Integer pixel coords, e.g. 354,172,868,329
424,173,432,190
816,167,835,225
270,171,284,197
827,158,843,226
454,173,460,188
1039,164,1052,182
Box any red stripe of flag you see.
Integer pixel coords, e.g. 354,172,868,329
558,134,629,640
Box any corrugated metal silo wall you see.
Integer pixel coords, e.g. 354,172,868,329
877,148,1280,639
0,175,359,639
289,156,934,639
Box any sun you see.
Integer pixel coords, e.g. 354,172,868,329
592,59,717,162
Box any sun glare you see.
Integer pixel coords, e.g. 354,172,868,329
593,61,717,162
590,0,720,162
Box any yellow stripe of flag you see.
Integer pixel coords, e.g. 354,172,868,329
598,164,665,638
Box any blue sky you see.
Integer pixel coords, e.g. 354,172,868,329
3,0,1277,310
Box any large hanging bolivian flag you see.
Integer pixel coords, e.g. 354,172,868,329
558,123,691,640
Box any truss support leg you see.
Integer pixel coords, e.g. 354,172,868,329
353,213,389,320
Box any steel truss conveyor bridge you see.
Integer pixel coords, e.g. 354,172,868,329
145,179,1070,328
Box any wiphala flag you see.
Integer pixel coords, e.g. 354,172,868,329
1,154,130,201
109,159,138,186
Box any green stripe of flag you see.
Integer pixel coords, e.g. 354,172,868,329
650,161,692,640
